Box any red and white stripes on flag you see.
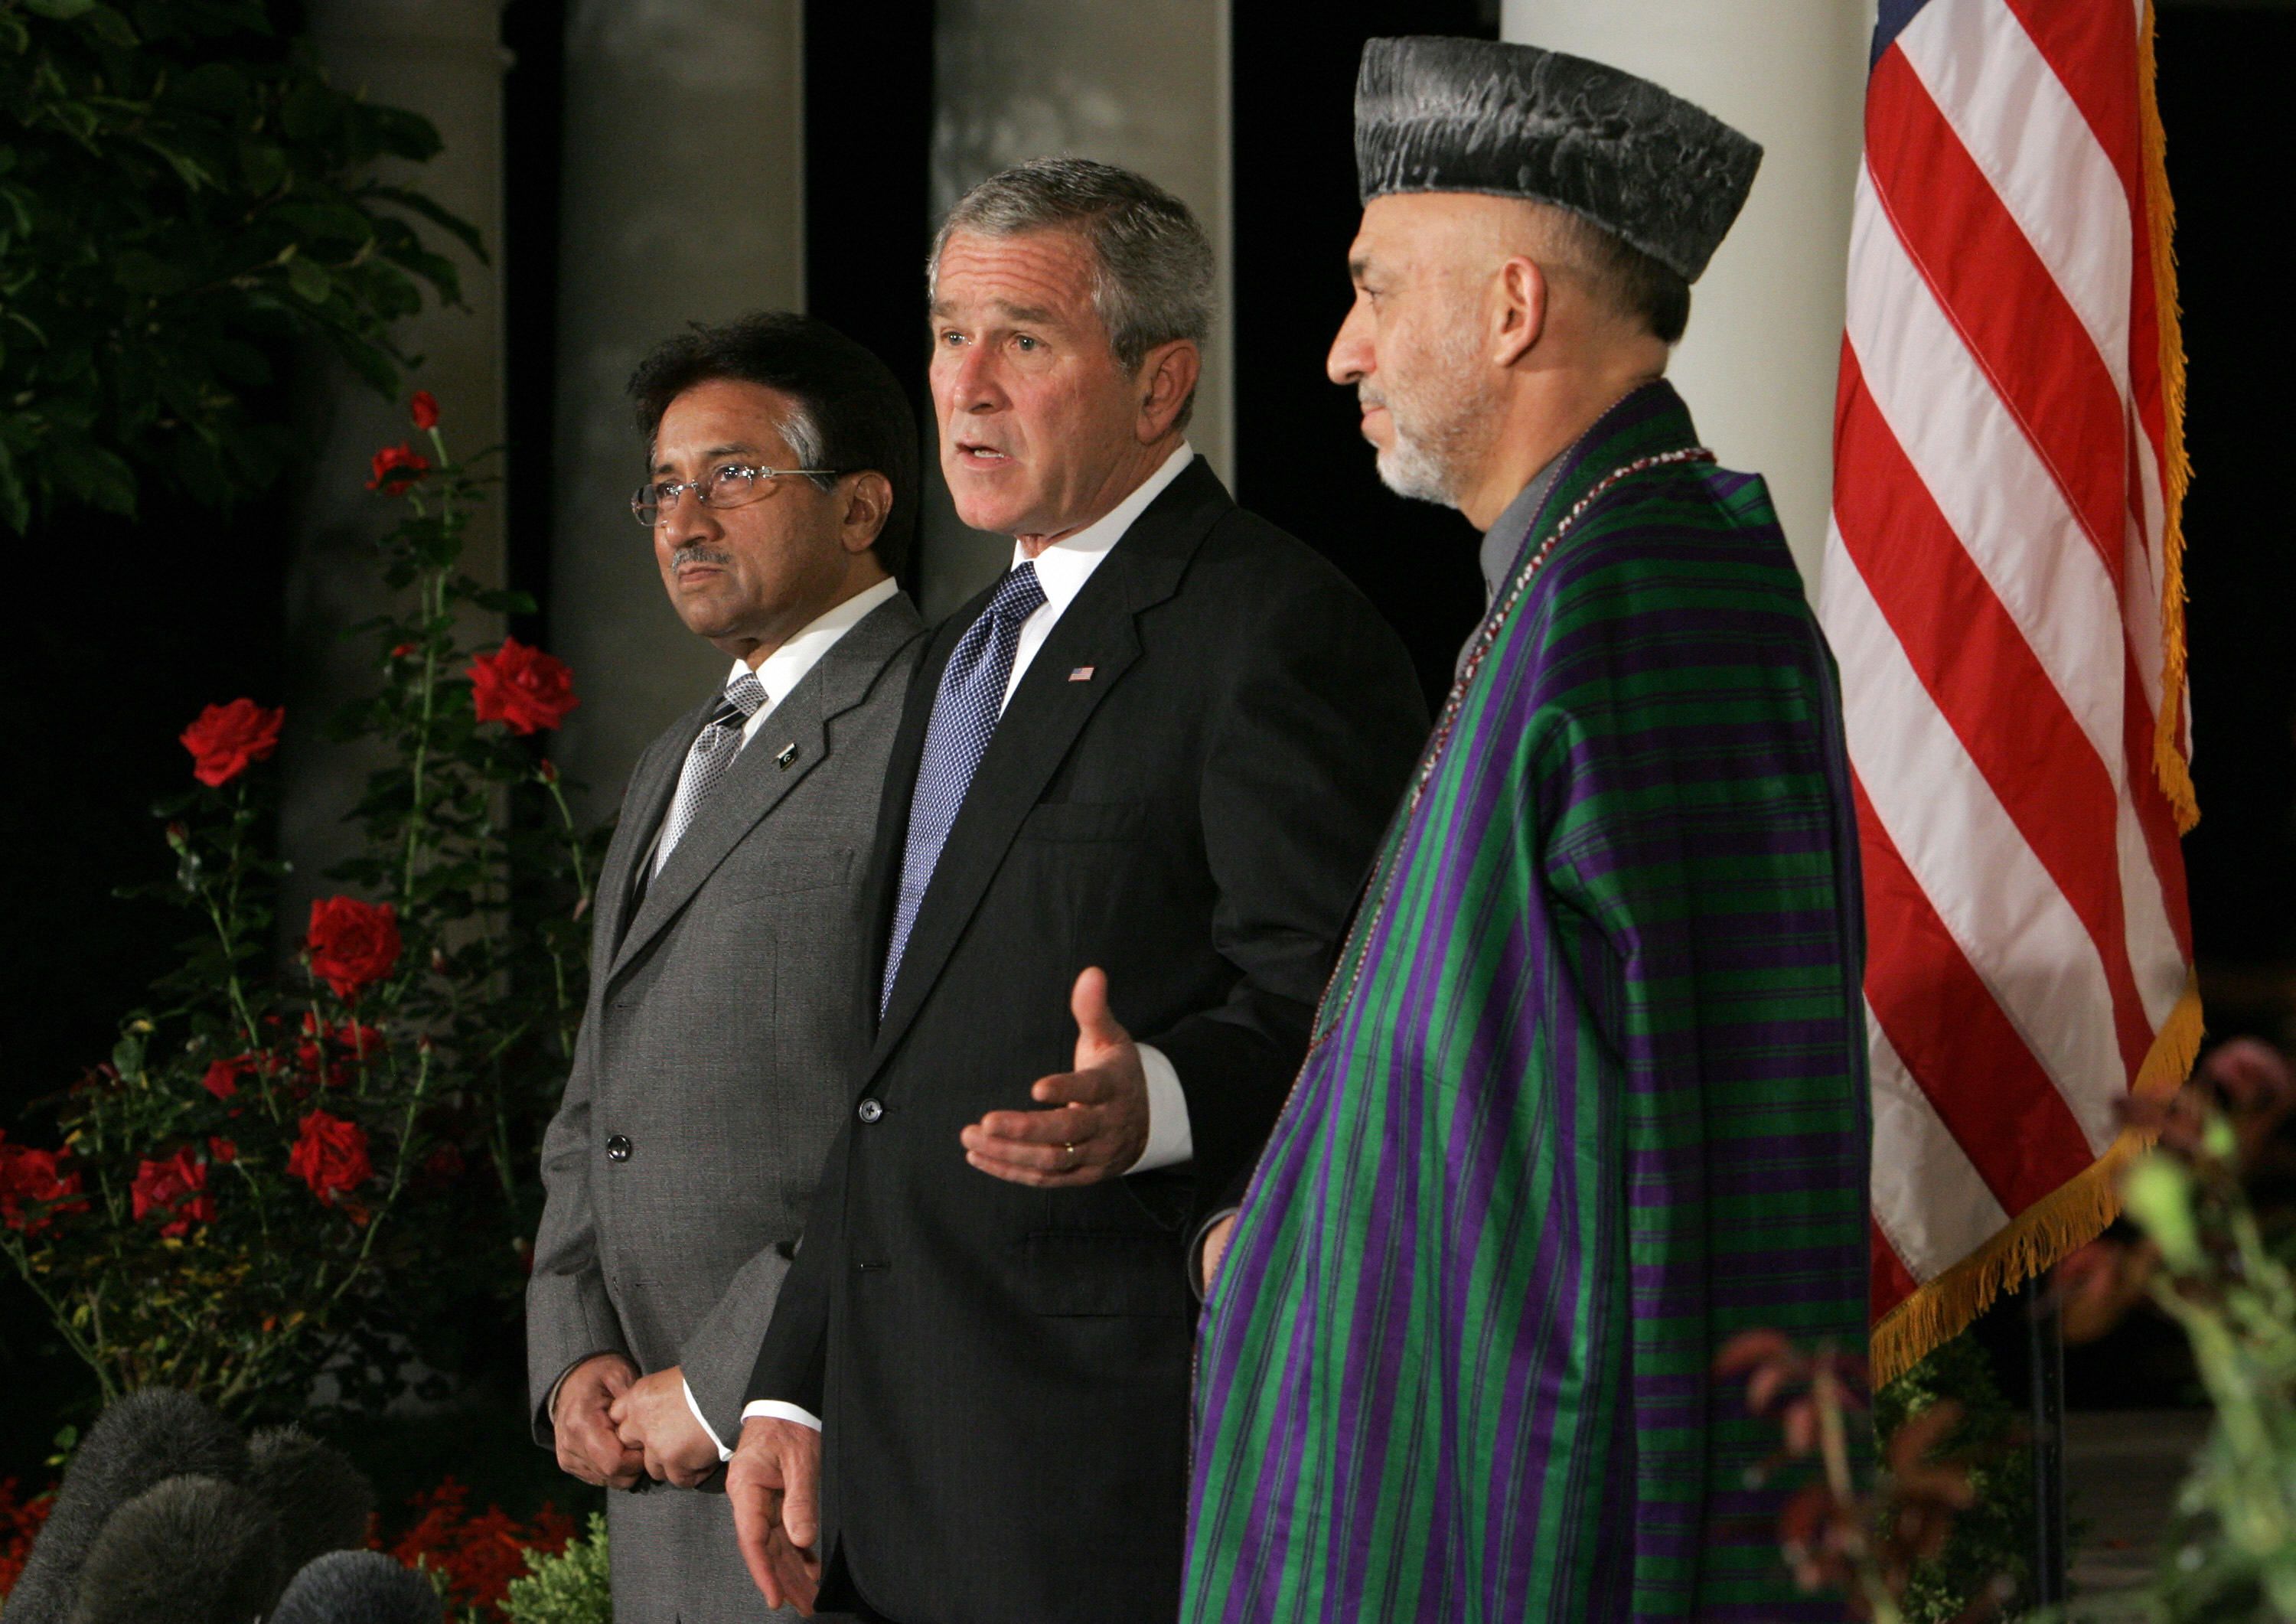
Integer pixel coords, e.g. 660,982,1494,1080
1816,0,2201,1384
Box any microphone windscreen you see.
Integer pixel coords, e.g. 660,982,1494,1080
267,1551,442,1624
244,1428,374,1577
0,1391,248,1624
64,1476,283,1624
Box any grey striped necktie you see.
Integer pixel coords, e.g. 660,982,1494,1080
654,672,768,876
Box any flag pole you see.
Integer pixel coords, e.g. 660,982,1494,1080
2024,1275,2069,1608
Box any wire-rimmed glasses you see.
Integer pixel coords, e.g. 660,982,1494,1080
631,462,840,527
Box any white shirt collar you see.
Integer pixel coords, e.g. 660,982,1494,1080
1006,442,1195,610
726,575,899,736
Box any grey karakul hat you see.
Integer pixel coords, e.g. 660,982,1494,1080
1354,36,1762,283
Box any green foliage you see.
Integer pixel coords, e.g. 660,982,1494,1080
1875,1331,2033,1623
0,403,608,1422
501,1513,612,1624
2119,1097,2296,1622
0,0,477,531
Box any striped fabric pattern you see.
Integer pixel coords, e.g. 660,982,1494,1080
1820,0,2199,1381
1183,383,1871,1622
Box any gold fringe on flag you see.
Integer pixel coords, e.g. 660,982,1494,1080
1870,977,2203,1389
2140,0,2199,835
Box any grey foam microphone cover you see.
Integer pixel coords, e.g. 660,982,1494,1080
64,1476,284,1624
0,1391,249,1624
267,1551,443,1624
244,1428,374,1578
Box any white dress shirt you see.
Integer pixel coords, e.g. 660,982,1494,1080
651,578,901,879
728,445,1201,1453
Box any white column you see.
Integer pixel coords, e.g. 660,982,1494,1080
1499,1,1870,588
544,0,807,817
921,0,1234,618
282,0,509,909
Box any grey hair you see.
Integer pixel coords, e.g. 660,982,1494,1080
772,401,836,493
929,157,1214,426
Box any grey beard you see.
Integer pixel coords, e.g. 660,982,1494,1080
1375,431,1463,507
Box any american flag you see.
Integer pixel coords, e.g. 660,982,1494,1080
1816,0,2200,1383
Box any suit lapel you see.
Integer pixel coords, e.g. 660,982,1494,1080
593,697,713,969
607,595,924,987
865,458,1226,1079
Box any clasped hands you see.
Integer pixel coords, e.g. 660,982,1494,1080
960,966,1149,1185
551,1354,719,1492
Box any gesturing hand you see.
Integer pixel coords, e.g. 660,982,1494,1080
961,967,1149,1186
729,1417,823,1615
607,1365,719,1488
550,1352,644,1490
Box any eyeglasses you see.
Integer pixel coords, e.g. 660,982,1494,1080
631,462,840,527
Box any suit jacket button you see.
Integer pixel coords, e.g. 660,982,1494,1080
605,1134,632,1163
856,1099,883,1124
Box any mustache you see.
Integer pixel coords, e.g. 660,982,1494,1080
1357,387,1386,409
671,544,732,570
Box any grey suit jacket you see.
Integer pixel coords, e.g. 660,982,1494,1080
526,592,921,1623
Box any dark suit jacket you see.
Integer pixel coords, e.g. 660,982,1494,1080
527,592,924,1624
745,461,1427,1624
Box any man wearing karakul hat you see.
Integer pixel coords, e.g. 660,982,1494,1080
1182,37,1871,1622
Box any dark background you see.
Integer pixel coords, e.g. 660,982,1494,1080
2,3,2286,1484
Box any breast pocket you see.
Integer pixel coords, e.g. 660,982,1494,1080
720,843,855,902
1016,800,1149,843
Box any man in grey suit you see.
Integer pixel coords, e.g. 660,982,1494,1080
527,311,925,1623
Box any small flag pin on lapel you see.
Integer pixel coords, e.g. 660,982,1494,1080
775,742,799,769
1068,665,1095,683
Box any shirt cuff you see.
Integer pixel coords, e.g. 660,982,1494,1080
742,1399,824,1433
1130,1042,1193,1173
683,1376,735,1463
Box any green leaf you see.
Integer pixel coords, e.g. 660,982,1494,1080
285,255,331,305
238,140,288,195
24,0,98,18
80,3,140,47
361,184,487,264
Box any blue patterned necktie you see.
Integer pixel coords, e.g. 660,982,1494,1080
881,561,1046,1012
654,671,768,876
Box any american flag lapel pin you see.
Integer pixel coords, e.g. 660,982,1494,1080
1068,665,1095,683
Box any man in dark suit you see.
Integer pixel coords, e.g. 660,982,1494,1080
726,160,1427,1624
527,312,925,1622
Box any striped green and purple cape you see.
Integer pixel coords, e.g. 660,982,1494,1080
1182,383,1871,1623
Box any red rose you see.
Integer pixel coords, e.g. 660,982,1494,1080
305,898,401,1001
409,390,440,431
0,1135,86,1233
207,1136,238,1164
180,699,285,788
200,1055,252,1101
390,642,417,660
131,1149,214,1238
367,442,431,494
468,638,580,735
286,1110,371,1205
336,1022,385,1061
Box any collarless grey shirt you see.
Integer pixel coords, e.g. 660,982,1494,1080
1457,455,1564,677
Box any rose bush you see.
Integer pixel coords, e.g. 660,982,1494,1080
0,393,610,1420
